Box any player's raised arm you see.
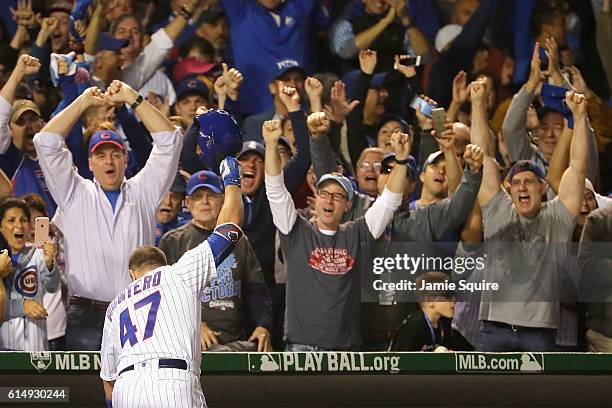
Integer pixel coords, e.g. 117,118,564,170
206,157,244,266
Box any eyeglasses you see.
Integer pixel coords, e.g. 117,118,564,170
510,178,539,187
318,190,348,201
358,161,382,171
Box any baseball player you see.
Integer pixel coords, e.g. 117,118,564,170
100,157,243,408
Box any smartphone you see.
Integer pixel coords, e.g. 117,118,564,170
399,55,422,67
34,217,50,248
431,108,447,137
410,96,435,118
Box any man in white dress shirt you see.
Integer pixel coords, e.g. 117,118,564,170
33,80,182,350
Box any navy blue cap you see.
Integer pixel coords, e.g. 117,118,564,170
187,170,222,195
237,141,265,160
277,137,293,154
88,130,124,155
382,153,417,181
269,59,306,83
98,33,129,52
197,7,225,24
377,114,412,134
508,160,546,181
170,172,187,194
342,69,387,99
176,77,209,101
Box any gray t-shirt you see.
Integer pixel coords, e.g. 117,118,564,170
159,222,264,342
280,215,373,349
479,190,576,329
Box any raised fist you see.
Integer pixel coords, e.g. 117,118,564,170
262,119,282,145
306,112,330,138
470,79,487,104
278,83,300,112
463,144,484,173
304,77,323,99
16,54,41,76
81,86,108,107
565,91,587,117
390,131,412,160
105,80,137,105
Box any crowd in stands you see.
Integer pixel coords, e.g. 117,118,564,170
0,0,611,354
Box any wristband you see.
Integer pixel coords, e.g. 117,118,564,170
394,157,409,165
130,94,143,110
179,6,194,20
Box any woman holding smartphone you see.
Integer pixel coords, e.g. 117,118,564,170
0,198,58,351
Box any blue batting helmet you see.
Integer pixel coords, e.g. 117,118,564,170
196,109,242,171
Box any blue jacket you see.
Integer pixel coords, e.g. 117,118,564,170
220,0,318,115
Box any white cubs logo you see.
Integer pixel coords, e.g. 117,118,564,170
16,268,38,297
100,131,112,139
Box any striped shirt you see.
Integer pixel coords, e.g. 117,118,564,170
100,240,217,381
33,130,182,302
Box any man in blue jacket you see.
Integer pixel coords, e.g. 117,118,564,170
219,0,318,115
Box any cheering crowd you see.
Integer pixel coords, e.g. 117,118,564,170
0,0,611,353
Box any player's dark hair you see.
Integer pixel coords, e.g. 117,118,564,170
129,246,168,271
21,193,48,218
415,271,454,304
0,198,32,224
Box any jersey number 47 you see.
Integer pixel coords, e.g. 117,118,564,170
119,291,162,348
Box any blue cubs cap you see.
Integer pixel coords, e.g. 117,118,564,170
317,172,354,201
176,77,209,101
88,130,125,155
98,33,129,52
269,59,306,83
187,170,223,195
382,153,417,181
508,160,546,182
196,109,242,171
237,141,265,160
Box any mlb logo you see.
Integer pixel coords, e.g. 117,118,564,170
30,352,52,373
100,131,112,139
198,172,207,180
248,353,281,373
187,80,197,88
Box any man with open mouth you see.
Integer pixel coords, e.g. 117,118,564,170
472,76,589,352
33,80,182,351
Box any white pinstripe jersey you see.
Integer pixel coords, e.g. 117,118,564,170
100,240,216,381
0,246,59,351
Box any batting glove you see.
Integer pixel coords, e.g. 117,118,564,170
219,156,241,188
